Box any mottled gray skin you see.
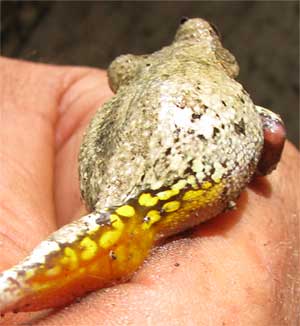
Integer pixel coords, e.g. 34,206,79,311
79,18,264,230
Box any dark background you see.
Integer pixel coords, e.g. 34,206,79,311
2,1,299,145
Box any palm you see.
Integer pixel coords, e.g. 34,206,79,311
0,59,297,325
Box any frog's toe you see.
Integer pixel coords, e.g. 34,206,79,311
255,106,286,176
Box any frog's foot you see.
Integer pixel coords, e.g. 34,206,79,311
255,106,286,176
0,210,154,314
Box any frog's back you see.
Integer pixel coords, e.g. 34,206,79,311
79,52,263,218
79,17,265,226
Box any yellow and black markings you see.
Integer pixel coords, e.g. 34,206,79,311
26,175,223,293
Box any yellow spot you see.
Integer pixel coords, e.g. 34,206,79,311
138,193,159,207
142,210,161,230
182,189,204,201
45,265,61,277
171,179,187,190
153,183,224,233
157,189,179,200
162,201,181,212
80,237,98,261
202,181,212,189
213,177,221,183
116,205,135,217
110,214,124,230
63,247,78,270
31,281,52,291
99,230,122,249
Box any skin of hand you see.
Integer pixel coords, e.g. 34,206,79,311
0,57,298,326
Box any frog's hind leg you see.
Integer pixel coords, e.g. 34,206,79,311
255,105,286,176
0,209,155,314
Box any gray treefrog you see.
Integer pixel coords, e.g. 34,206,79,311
0,18,285,314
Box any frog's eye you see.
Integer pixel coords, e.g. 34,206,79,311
180,16,189,25
210,22,222,39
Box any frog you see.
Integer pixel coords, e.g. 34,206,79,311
0,17,285,314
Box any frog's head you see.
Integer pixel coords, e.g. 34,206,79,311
174,18,239,78
175,17,221,43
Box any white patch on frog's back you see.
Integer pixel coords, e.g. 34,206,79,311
195,113,220,139
172,106,192,128
159,82,194,130
158,99,190,132
169,153,185,171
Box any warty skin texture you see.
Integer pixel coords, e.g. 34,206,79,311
0,18,285,314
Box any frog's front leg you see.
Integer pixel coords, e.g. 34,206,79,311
0,210,155,314
255,105,286,176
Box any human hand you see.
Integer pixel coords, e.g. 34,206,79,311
0,57,298,326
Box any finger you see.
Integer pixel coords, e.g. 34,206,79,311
34,142,299,325
54,69,112,226
0,58,63,268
